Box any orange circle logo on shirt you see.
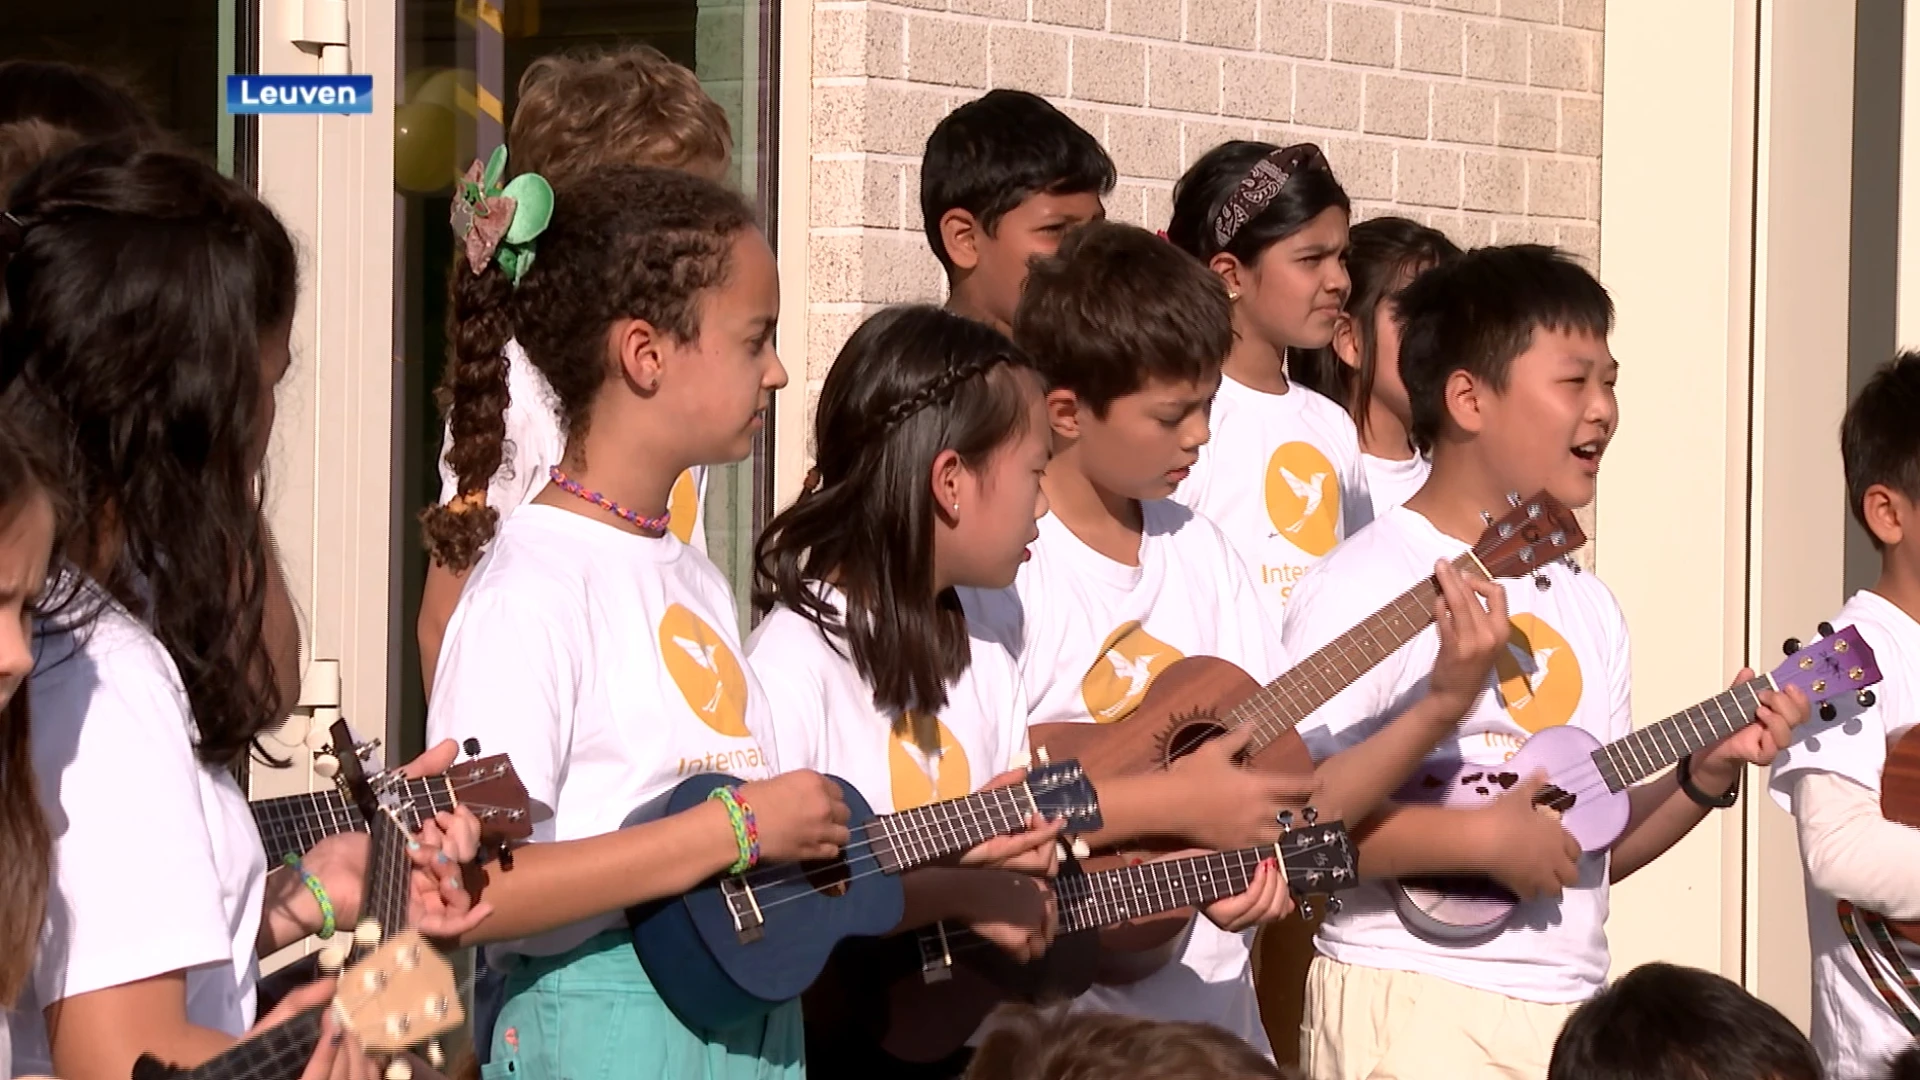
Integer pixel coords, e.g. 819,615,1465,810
1262,442,1341,557
669,470,700,545
659,603,751,737
1493,614,1583,734
889,714,974,810
1080,621,1184,724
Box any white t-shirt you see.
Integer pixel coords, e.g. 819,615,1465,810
8,586,268,1074
426,504,773,963
1769,589,1920,1080
1284,505,1632,1004
1173,375,1371,620
745,589,1030,813
436,339,709,552
961,500,1287,1055
1360,451,1430,523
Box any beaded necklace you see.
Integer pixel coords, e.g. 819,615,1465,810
548,466,670,536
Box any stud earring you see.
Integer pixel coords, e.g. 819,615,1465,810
951,502,959,512
1227,291,1241,302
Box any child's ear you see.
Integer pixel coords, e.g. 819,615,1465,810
1207,252,1246,300
940,208,983,272
1442,368,1485,438
1861,483,1908,548
929,448,965,519
1044,388,1083,441
610,316,666,394
1331,312,1362,368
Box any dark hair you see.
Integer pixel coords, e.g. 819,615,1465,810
0,419,59,1006
1885,1043,1920,1080
1,139,297,771
1841,351,1920,549
423,164,758,570
754,306,1037,745
1395,243,1614,454
0,60,153,140
1013,221,1232,414
964,1005,1287,1080
920,90,1115,273
1164,140,1350,267
1,120,86,208
1547,963,1820,1080
1293,217,1462,443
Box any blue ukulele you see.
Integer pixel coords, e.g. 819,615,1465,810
624,758,1104,1031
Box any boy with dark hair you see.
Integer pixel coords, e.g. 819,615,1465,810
963,223,1508,1056
1546,962,1821,1080
1284,244,1808,1079
1770,350,1920,1080
921,89,1114,335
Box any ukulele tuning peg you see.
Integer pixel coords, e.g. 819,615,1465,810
385,1059,413,1080
1480,511,1496,527
312,755,340,780
317,938,350,973
355,920,384,949
1783,637,1802,656
355,738,382,761
1819,702,1838,722
463,737,483,758
426,1043,446,1070
496,842,515,871
1858,689,1877,709
1276,809,1294,832
1070,837,1091,859
1506,491,1522,507
1325,897,1343,916
1034,746,1052,766
1818,622,1836,638
1299,899,1317,921
1301,806,1318,826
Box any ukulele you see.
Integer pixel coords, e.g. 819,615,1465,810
1880,723,1920,945
1391,624,1884,943
864,812,1359,1066
1030,490,1587,951
624,759,1104,1033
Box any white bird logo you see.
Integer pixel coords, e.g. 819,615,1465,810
1099,649,1159,719
1279,466,1329,534
671,633,726,714
1500,643,1559,710
896,734,946,788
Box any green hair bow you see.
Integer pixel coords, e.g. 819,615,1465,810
450,145,553,286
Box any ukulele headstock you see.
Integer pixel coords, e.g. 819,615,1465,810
1772,623,1883,721
1469,491,1587,580
1275,808,1358,920
1025,758,1105,834
328,929,465,1062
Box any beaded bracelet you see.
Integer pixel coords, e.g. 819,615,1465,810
709,787,760,874
283,853,337,940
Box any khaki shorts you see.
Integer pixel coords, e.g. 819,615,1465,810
1299,955,1578,1080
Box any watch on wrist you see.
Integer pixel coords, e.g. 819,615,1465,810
1678,754,1740,810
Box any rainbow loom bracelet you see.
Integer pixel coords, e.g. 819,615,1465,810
709,787,759,873
283,853,336,939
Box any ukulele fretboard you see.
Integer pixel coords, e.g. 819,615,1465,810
865,785,1039,875
1593,677,1771,790
253,777,454,864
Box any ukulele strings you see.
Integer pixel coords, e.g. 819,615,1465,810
207,968,480,1080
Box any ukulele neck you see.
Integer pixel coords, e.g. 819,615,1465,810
1592,676,1773,790
253,776,455,864
867,785,1040,875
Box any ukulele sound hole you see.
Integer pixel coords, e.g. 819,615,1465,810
1160,718,1230,767
804,856,852,898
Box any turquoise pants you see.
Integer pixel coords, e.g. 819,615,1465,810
481,931,804,1080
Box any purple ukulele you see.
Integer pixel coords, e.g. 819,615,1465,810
1391,623,1883,943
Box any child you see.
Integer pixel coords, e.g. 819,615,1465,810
0,60,150,137
424,163,852,1080
1163,141,1370,618
1769,350,1920,1080
1546,963,1821,1080
921,89,1114,336
1,140,483,1080
747,305,1295,1074
1291,217,1463,521
964,1004,1295,1080
1283,244,1808,1080
419,44,735,692
963,222,1509,1058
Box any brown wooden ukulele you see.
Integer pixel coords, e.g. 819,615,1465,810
1029,490,1588,956
1882,723,1920,945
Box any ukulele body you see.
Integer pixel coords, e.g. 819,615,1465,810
626,771,905,1032
1031,655,1317,951
872,926,1103,1064
1390,724,1628,943
1880,725,1920,946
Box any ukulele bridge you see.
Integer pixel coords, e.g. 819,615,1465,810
719,875,766,944
918,922,955,985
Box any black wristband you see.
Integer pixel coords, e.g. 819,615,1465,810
1678,754,1740,809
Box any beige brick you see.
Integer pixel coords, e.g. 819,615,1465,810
1561,96,1602,156
1433,0,1497,14
951,0,1025,16
808,235,866,305
868,83,959,155
1563,0,1605,31
1497,90,1558,151
1149,45,1221,112
1364,75,1430,138
1264,0,1329,60
1400,11,1464,76
1256,123,1302,148
1557,222,1601,269
871,231,947,303
1330,3,1395,67
1427,212,1495,248
1071,36,1147,105
806,306,879,380
1398,146,1462,208
814,7,903,79
1295,65,1362,129
1060,104,1108,143
991,25,1071,96
1501,0,1562,23
1183,120,1262,169
908,15,990,88
1463,151,1524,212
1107,182,1152,227
1113,2,1181,40
813,84,867,154
1324,137,1393,200
1434,82,1497,145
903,162,925,230
1187,0,1258,49
1106,111,1183,180
1033,0,1104,31
810,158,904,228
1142,183,1174,232
1530,27,1591,91
1466,21,1528,84
1491,216,1557,245
1222,54,1293,122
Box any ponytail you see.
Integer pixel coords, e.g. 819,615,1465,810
420,258,515,572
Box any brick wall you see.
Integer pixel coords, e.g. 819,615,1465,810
806,0,1604,398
